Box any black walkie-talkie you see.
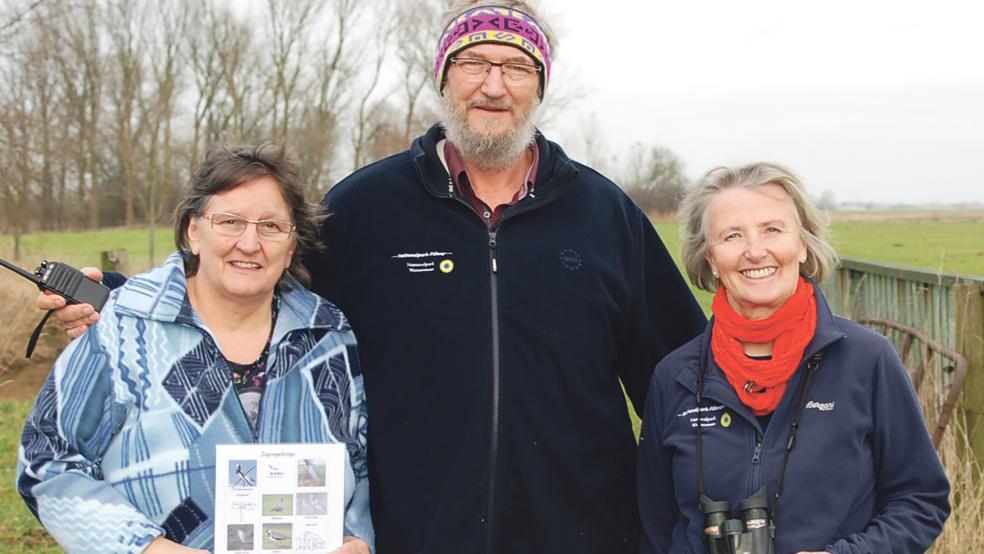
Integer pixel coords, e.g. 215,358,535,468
0,257,111,358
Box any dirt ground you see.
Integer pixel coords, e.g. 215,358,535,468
0,331,65,401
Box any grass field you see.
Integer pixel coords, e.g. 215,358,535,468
2,227,175,270
0,400,59,552
1,212,982,550
829,219,984,276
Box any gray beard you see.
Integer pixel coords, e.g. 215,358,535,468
440,93,540,172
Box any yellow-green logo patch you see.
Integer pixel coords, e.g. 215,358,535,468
720,412,732,428
439,259,454,273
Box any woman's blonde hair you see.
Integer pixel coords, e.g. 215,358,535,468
678,162,837,292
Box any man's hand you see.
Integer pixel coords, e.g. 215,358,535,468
330,536,371,553
36,266,103,338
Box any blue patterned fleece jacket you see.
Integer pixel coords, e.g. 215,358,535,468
17,253,373,553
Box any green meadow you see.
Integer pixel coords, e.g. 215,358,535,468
2,227,175,269
3,215,981,281
1,213,982,549
828,219,984,275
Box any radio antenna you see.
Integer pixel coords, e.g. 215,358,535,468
0,257,42,286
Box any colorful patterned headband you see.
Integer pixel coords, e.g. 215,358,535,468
434,5,552,96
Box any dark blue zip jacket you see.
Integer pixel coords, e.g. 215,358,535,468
637,285,950,553
308,124,706,554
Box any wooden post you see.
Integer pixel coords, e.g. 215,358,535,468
955,282,984,466
100,249,128,275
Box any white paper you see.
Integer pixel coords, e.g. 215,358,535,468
214,443,346,553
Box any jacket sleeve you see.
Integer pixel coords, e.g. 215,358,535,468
619,213,706,416
16,329,163,553
341,330,375,549
102,271,128,290
824,341,951,553
637,366,680,554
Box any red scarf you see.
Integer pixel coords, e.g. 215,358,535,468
710,277,817,415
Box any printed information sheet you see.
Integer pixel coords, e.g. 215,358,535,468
214,443,346,553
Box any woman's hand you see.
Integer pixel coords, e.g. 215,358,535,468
330,536,371,553
142,536,209,553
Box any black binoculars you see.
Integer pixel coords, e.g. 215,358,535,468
700,486,775,554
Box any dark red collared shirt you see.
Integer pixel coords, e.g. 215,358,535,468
444,140,540,227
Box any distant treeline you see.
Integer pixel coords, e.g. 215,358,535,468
0,0,691,258
0,0,447,252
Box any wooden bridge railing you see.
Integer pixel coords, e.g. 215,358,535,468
820,257,984,458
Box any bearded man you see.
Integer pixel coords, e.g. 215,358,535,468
39,2,705,552
311,2,706,552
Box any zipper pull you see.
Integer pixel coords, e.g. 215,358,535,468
752,438,763,465
489,232,498,274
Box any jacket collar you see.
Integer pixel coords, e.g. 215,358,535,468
114,252,345,343
678,280,847,395
410,123,579,201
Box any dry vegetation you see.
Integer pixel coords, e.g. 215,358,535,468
0,271,69,400
931,414,984,553
911,340,982,553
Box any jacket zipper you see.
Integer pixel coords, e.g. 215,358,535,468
445,176,504,550
486,229,501,553
750,435,763,493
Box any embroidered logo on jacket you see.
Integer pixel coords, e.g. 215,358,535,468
392,251,454,274
805,400,836,412
677,404,726,428
559,248,583,271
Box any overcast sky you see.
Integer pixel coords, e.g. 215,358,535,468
536,0,983,204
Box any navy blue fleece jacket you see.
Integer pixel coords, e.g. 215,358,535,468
638,285,950,553
309,124,706,554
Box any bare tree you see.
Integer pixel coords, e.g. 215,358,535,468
185,1,226,173
0,0,45,49
265,0,324,140
817,190,838,211
364,103,408,163
105,0,148,226
0,0,616,235
50,1,105,228
139,0,185,264
349,2,396,171
0,49,37,258
27,19,62,229
294,0,360,199
618,143,689,215
392,0,441,149
219,19,267,143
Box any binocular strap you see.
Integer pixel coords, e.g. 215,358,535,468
695,351,825,524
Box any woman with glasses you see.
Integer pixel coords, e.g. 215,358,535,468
17,143,373,554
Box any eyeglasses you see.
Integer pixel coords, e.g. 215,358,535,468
449,57,541,83
202,212,295,241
